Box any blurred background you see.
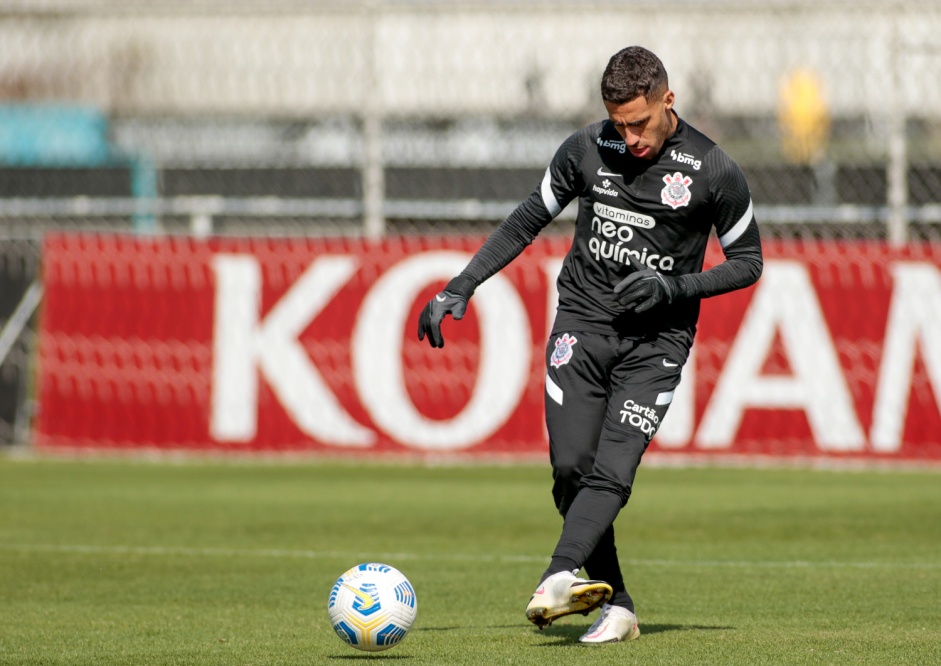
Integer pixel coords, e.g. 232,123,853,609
0,0,939,451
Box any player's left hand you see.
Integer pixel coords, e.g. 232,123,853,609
614,257,680,313
417,290,468,348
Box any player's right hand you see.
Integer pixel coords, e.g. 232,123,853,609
417,290,468,348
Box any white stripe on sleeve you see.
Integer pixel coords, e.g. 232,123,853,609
718,198,754,249
540,167,562,218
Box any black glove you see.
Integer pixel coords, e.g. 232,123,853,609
614,257,681,313
417,276,476,348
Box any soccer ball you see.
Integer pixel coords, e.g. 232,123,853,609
327,563,418,652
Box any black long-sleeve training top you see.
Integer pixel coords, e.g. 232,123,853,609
454,114,763,348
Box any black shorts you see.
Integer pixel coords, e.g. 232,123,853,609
544,330,687,511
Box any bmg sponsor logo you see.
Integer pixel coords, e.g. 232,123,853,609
597,137,626,154
670,149,701,170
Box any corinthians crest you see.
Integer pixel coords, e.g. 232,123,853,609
661,171,692,209
550,333,578,368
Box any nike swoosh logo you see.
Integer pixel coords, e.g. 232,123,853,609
435,294,446,302
597,167,620,178
662,359,679,368
343,583,377,610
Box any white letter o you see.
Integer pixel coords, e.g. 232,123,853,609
352,251,531,450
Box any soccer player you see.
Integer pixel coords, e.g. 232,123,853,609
417,46,762,643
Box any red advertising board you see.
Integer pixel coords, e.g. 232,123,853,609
36,233,941,462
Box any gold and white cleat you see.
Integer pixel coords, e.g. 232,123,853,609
525,570,612,630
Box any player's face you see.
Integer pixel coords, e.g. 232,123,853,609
604,89,677,160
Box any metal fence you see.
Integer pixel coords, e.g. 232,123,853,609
0,0,940,444
0,1,938,240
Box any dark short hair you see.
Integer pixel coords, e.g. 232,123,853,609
601,46,669,105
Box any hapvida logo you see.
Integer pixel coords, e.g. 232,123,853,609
593,178,619,198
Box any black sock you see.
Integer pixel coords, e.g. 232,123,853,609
540,556,579,583
550,487,622,566
583,527,634,613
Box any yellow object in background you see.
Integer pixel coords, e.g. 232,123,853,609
779,69,831,164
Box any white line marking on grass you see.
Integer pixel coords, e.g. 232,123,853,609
2,543,940,570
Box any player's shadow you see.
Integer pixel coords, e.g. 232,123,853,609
534,622,733,646
413,626,464,631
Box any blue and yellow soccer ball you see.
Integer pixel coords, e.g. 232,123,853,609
327,563,418,652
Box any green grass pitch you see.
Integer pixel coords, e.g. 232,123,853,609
1,455,939,665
